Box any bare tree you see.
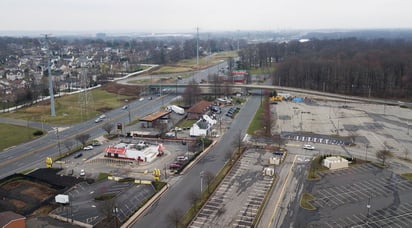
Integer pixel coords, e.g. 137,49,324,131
231,130,244,156
225,150,234,163
102,122,115,135
166,208,183,228
187,190,200,212
75,133,91,147
203,171,215,194
155,121,168,137
376,149,392,166
404,149,410,160
182,79,201,106
63,140,74,152
261,95,274,137
98,198,118,227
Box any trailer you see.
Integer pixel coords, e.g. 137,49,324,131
55,194,69,204
167,105,185,115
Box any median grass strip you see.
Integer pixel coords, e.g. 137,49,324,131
401,173,412,180
247,98,265,135
300,192,317,210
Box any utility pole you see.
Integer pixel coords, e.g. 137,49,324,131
44,34,56,116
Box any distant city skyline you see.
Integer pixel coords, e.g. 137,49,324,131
1,0,411,35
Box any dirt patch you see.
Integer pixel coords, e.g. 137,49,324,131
8,199,26,210
21,182,56,201
101,82,143,97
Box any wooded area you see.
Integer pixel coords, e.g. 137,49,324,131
238,38,412,99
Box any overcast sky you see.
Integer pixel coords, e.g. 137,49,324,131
1,0,411,34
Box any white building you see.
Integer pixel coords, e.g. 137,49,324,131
104,142,162,162
322,156,349,170
189,115,217,137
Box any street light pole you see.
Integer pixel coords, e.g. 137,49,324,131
200,171,204,194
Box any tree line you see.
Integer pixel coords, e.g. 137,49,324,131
238,38,412,99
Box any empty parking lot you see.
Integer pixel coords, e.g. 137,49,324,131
291,163,412,227
189,149,273,227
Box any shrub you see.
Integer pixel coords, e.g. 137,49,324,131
33,130,44,136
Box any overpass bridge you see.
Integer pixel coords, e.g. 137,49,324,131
148,83,407,106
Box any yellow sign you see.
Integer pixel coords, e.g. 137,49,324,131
45,157,53,168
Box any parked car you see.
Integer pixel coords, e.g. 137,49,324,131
92,141,102,146
74,153,83,159
80,169,85,176
83,145,94,150
303,144,315,150
176,155,188,161
169,163,182,170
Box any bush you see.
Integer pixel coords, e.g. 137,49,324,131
33,130,44,136
94,193,116,201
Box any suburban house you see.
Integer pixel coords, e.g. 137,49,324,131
190,114,217,137
186,100,213,120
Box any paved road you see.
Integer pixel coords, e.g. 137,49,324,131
0,95,177,179
131,95,261,227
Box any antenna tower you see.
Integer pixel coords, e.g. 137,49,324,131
196,27,199,66
78,67,94,121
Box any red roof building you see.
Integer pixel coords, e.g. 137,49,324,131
0,211,26,228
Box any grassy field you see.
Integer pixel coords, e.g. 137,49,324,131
0,89,132,125
0,123,44,151
153,51,238,74
248,66,276,75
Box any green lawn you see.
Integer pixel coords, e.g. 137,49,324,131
0,89,133,125
0,123,44,151
247,99,264,135
153,51,238,74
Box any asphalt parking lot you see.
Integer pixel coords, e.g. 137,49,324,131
189,149,274,227
275,95,412,173
293,163,412,227
50,179,156,226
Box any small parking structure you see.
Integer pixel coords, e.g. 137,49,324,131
297,163,412,227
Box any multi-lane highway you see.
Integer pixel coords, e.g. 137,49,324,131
0,94,180,179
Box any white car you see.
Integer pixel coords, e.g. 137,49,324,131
80,169,85,176
303,144,315,150
83,145,93,150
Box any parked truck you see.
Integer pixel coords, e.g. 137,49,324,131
167,105,185,115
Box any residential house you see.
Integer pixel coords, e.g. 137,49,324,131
186,100,213,120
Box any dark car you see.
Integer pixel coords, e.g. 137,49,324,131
74,153,83,159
